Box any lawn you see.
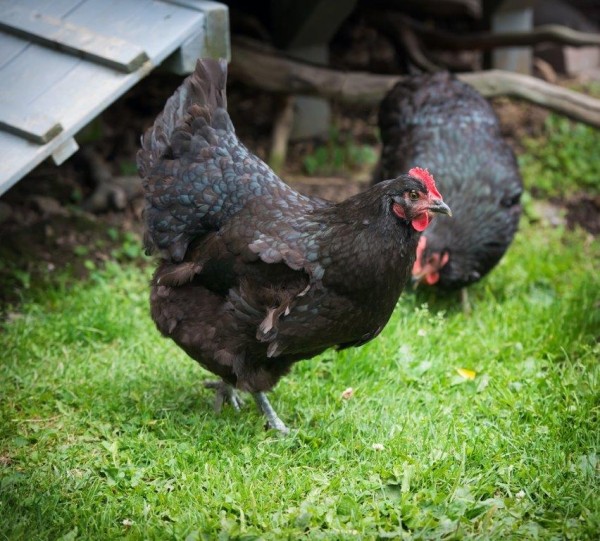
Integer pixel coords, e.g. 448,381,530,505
1,212,598,540
1,105,600,539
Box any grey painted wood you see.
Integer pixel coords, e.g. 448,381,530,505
0,4,149,73
51,137,78,165
0,0,230,196
267,0,356,140
163,0,230,73
0,101,63,143
18,0,82,14
65,0,203,60
0,0,81,68
492,0,534,74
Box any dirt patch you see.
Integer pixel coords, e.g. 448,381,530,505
565,193,600,234
0,205,145,310
491,97,550,153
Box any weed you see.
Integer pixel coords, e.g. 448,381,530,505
303,128,378,176
519,114,600,198
0,221,598,540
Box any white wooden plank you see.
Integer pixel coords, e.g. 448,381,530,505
0,100,63,143
0,3,149,73
0,0,82,68
64,0,207,59
0,56,155,192
31,60,154,129
0,32,30,69
164,1,229,58
51,136,78,165
163,0,230,73
0,0,230,196
0,26,207,194
0,41,83,105
17,0,83,14
0,1,206,106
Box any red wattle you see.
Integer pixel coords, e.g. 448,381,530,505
425,272,440,285
411,213,430,231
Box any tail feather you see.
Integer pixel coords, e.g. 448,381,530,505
137,59,233,261
138,59,228,176
138,58,298,263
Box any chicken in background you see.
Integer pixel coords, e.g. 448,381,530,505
137,59,451,434
375,72,522,306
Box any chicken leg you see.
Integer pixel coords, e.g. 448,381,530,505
460,287,472,315
253,392,290,434
204,381,244,413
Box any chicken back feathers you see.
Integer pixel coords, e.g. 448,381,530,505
377,71,523,289
138,59,322,263
138,59,450,398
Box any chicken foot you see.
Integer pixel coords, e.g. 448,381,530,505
204,381,244,413
253,392,290,435
204,382,289,434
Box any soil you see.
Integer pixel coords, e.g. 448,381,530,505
0,70,597,311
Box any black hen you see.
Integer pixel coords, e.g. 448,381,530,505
138,59,451,433
376,71,522,290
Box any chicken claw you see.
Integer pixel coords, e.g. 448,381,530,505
253,392,290,435
204,381,244,413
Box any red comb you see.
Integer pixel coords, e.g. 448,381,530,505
409,167,442,199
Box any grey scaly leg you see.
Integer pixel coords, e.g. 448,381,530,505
204,381,244,413
253,392,290,434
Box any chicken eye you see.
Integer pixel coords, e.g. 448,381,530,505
409,190,419,201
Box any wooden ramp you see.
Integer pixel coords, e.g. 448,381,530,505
0,0,229,196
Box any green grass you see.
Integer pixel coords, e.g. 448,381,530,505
519,114,600,198
1,218,598,540
302,127,378,177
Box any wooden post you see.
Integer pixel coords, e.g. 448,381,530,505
270,0,357,140
492,0,535,74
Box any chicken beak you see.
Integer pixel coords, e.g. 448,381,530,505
411,272,426,289
428,199,452,217
412,265,441,288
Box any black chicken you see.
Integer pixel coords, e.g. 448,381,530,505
376,71,522,292
137,59,451,433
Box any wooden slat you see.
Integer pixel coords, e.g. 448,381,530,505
0,3,149,73
163,0,230,73
0,102,63,144
51,136,78,165
0,0,231,196
65,0,213,63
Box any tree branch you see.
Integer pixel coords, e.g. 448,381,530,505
372,14,440,72
398,16,600,50
230,37,600,128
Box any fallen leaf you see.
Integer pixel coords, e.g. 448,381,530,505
456,367,476,380
341,387,354,399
